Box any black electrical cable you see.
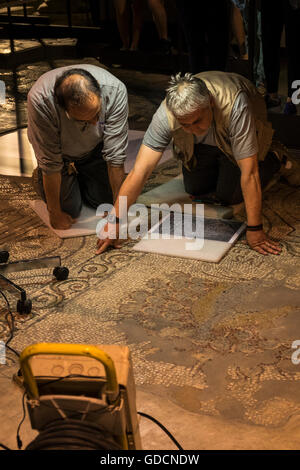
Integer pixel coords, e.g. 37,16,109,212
16,391,26,450
0,443,12,450
25,419,122,450
38,373,110,390
138,411,184,451
29,426,111,448
0,289,20,359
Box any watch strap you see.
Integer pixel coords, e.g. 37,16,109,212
246,224,263,232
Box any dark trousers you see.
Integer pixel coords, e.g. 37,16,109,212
174,0,230,73
261,0,300,97
182,143,281,205
88,0,101,26
38,144,113,219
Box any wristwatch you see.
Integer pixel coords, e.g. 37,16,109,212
107,213,120,224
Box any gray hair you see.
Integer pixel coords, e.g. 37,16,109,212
166,73,210,118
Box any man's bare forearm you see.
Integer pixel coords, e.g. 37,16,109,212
107,164,125,202
42,171,62,214
240,170,262,226
238,154,281,255
96,147,164,254
43,171,75,229
109,146,163,218
113,168,149,218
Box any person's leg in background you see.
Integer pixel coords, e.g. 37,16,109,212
114,0,131,50
283,0,300,114
174,0,207,73
147,0,171,54
261,0,284,108
238,1,266,93
231,1,248,59
88,0,101,26
130,0,144,51
255,6,266,91
205,0,230,72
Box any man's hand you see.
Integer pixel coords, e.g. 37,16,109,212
96,222,123,255
246,229,282,255
49,210,76,230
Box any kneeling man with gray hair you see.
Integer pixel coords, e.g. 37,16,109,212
97,71,299,256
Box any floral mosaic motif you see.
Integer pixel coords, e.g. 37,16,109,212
227,362,300,427
118,272,215,333
128,342,207,389
245,398,300,427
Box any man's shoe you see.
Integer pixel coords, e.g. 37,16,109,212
159,38,172,55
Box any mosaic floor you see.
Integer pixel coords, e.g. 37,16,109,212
0,157,300,448
0,58,300,450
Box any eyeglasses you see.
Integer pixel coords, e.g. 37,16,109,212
65,107,101,124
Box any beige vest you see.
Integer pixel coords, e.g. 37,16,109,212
164,71,274,170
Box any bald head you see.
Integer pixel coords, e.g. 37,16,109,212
54,68,101,112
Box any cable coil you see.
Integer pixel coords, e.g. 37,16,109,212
25,419,122,450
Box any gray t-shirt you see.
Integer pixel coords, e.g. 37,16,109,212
143,92,258,161
27,64,128,173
